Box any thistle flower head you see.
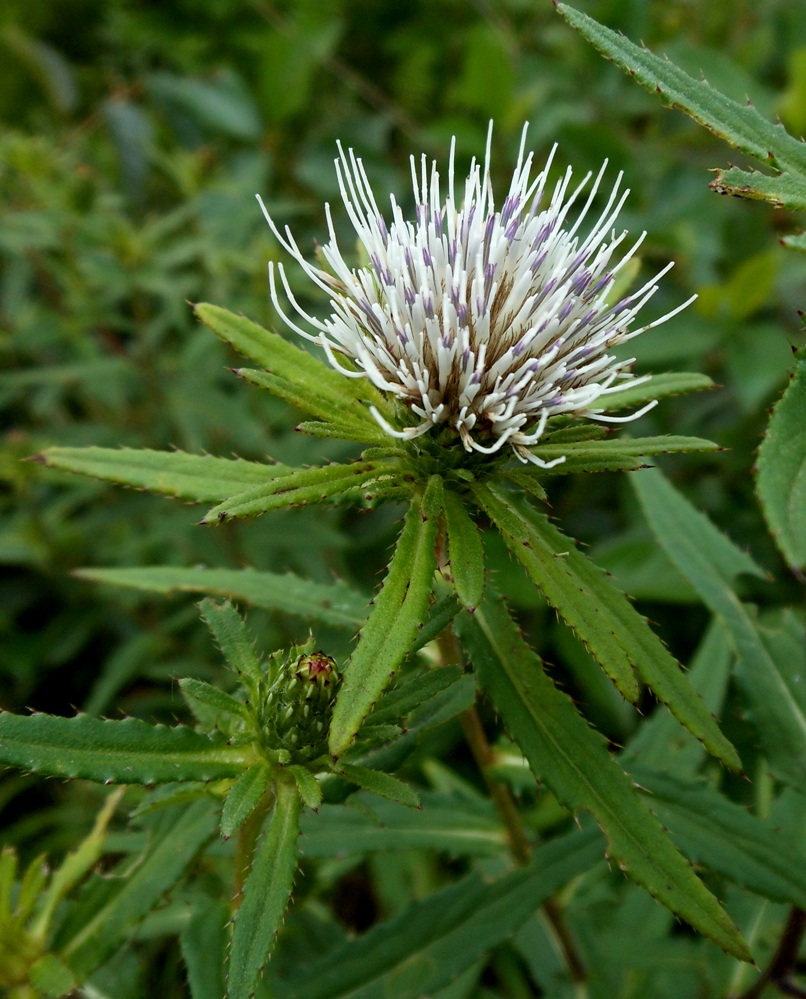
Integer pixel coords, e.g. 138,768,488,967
259,125,693,467
259,644,340,763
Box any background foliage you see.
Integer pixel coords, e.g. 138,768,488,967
2,0,806,996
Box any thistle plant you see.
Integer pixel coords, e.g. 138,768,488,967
4,8,806,994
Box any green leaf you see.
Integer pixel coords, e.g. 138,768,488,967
294,418,392,444
622,619,732,774
367,666,467,726
221,764,271,838
201,460,404,523
711,166,806,210
33,788,124,939
181,896,230,999
228,780,300,999
287,765,322,809
338,763,420,808
0,712,252,784
556,4,806,175
0,848,16,919
412,593,462,652
37,447,281,503
329,478,442,756
756,345,806,571
147,72,261,141
632,468,806,787
18,855,48,920
632,766,806,908
271,825,604,999
198,599,265,690
473,483,637,702
503,467,548,502
473,481,740,769
443,489,485,609
179,678,248,721
75,566,365,628
128,782,209,819
59,800,218,977
739,609,806,788
602,372,716,411
234,368,390,443
529,435,719,475
29,954,77,997
457,594,750,961
195,303,388,429
299,791,506,857
407,675,477,735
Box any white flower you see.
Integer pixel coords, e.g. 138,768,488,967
258,124,694,467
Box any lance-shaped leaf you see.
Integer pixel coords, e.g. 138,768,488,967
287,765,322,810
0,713,252,784
473,480,740,769
74,565,365,628
221,764,272,838
228,779,300,999
473,482,638,702
556,4,806,176
329,477,443,757
181,896,230,999
602,371,716,412
195,303,390,429
622,619,732,774
179,678,249,722
457,594,750,961
29,954,76,997
528,434,719,476
711,166,806,211
443,489,485,609
201,459,406,524
367,665,467,727
236,368,389,444
32,788,124,940
412,593,462,651
199,598,265,690
294,418,391,443
543,423,610,444
37,447,281,503
337,763,420,808
632,468,806,788
631,766,806,909
58,800,218,978
271,825,605,999
756,345,806,572
299,790,507,858
502,469,548,505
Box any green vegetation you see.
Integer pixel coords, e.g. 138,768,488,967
2,1,806,996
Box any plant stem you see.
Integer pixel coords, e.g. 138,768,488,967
737,907,806,999
437,624,532,863
457,703,532,867
436,623,587,984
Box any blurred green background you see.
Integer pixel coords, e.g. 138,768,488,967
1,0,804,845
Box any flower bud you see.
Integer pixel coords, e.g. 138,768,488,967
259,648,340,763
